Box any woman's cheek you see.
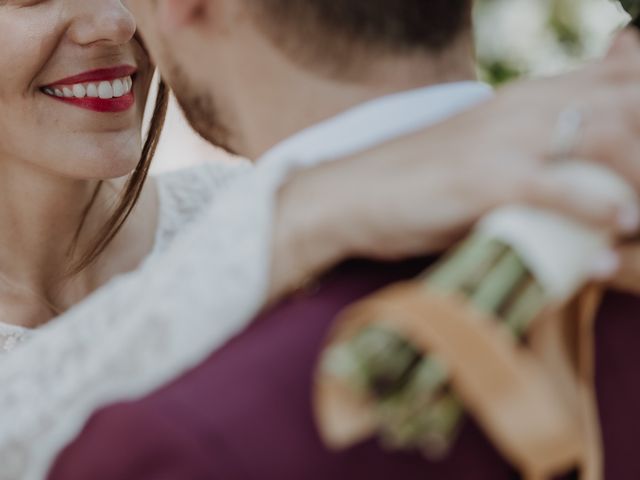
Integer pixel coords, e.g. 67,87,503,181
0,14,62,96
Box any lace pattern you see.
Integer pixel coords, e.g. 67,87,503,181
0,324,29,354
0,161,249,356
153,160,251,253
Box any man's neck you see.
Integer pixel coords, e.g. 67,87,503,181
226,35,476,159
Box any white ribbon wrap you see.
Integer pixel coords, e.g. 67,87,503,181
478,161,637,302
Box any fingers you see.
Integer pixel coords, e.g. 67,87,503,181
571,75,640,176
570,30,640,178
609,243,640,293
519,167,629,283
521,166,640,236
568,83,640,202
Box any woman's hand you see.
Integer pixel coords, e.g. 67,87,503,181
268,29,640,300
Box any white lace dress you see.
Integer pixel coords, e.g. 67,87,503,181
0,161,249,355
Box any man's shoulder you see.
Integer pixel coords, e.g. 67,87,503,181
49,256,514,480
49,399,223,480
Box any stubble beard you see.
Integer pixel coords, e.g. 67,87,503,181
165,53,237,155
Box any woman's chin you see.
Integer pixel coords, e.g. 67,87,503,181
69,137,144,179
41,153,143,181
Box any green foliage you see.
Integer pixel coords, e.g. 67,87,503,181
479,60,525,86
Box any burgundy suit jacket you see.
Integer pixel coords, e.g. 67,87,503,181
48,257,640,480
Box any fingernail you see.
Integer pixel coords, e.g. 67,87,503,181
618,205,640,233
590,250,620,280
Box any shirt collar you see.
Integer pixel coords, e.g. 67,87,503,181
257,81,493,181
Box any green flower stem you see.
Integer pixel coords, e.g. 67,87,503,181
329,233,550,457
428,235,506,294
470,250,528,315
503,280,547,336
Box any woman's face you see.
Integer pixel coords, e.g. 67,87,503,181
0,0,153,180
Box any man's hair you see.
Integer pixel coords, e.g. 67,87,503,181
247,0,473,73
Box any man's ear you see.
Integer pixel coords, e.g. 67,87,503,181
157,0,206,32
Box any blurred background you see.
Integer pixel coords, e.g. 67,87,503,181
150,0,631,173
476,0,628,84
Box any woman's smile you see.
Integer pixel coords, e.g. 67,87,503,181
0,0,153,177
40,65,137,113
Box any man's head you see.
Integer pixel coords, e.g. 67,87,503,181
244,0,473,75
128,0,474,156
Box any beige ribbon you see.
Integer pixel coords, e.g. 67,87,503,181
315,282,604,480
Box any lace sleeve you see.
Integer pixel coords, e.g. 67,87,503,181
0,161,251,356
153,160,252,253
0,324,29,354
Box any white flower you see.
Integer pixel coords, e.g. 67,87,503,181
475,0,629,81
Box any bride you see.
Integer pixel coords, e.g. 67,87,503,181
0,0,271,353
0,0,167,349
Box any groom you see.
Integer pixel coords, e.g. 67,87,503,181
49,1,640,479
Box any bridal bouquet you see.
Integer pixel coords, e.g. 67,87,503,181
315,161,636,480
319,233,545,455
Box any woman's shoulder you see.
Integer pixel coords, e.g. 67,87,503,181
151,160,252,254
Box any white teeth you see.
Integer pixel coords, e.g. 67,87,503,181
98,81,114,99
112,79,125,98
44,75,133,101
86,83,99,98
72,84,86,98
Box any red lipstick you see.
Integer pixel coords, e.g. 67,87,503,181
42,65,137,114
46,65,137,86
48,94,135,113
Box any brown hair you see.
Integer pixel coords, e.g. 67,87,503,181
248,0,473,71
68,77,170,274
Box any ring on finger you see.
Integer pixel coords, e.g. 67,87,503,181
550,105,587,161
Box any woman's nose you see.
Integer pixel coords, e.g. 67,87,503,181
66,0,136,47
